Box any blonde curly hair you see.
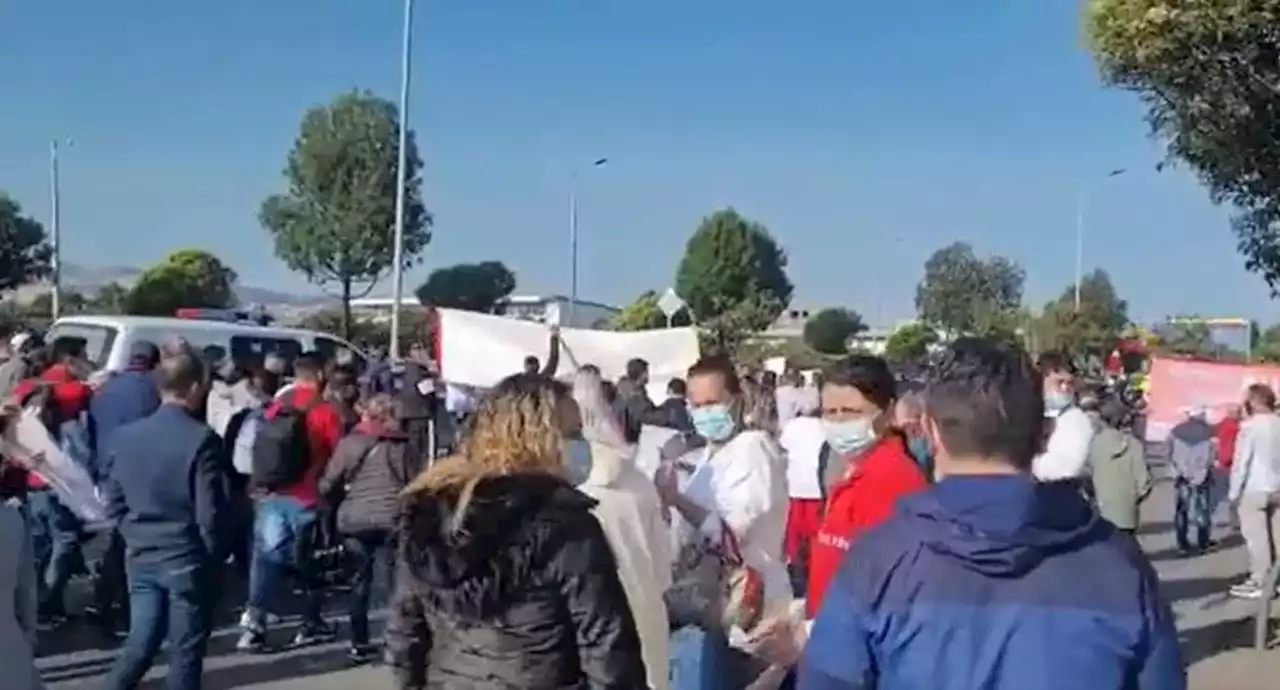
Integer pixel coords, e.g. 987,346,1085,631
405,373,574,531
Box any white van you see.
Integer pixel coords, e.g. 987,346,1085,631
45,315,366,373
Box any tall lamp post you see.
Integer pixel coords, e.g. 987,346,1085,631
49,139,72,321
389,0,415,359
568,156,608,326
1074,167,1126,311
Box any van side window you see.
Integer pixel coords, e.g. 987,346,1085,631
314,337,365,372
230,336,303,372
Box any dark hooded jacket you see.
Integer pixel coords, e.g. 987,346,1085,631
798,474,1184,690
386,472,647,690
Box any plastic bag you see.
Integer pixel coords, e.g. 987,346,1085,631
1,408,110,530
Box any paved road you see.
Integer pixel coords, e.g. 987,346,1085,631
37,459,1280,689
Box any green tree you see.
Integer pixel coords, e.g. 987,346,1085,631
1085,1,1280,293
674,208,793,355
259,90,431,340
0,193,52,291
608,290,693,331
883,322,939,363
1156,317,1219,358
802,308,865,355
915,242,1024,337
1033,269,1129,357
91,282,129,314
414,261,516,313
125,249,238,316
22,290,89,321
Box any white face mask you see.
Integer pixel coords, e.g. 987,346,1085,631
823,417,876,456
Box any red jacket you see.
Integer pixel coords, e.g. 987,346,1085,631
807,434,926,617
1215,417,1240,469
12,364,93,490
265,382,343,508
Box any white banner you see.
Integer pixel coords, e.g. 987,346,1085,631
435,308,701,398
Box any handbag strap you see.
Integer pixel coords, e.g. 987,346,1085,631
717,519,745,567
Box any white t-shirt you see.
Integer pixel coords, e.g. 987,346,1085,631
779,416,826,500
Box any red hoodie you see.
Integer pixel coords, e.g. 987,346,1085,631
807,434,926,617
264,382,343,508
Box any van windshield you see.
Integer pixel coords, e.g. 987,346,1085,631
46,322,118,369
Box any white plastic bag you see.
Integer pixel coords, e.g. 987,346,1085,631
1,408,110,530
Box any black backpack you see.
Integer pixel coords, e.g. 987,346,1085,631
251,400,316,490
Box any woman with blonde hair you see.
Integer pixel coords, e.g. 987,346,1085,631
386,373,647,690
571,368,673,690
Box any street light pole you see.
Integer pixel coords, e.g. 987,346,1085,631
568,157,607,326
389,0,414,359
1074,168,1126,311
49,139,67,321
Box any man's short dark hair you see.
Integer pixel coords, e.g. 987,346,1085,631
686,355,740,396
1036,351,1074,377
523,355,540,373
294,351,325,379
626,358,649,381
50,338,82,362
667,377,687,397
925,337,1043,469
156,349,208,396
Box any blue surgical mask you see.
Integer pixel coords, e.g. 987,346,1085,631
691,403,737,442
563,438,593,485
907,436,933,470
823,417,876,456
1044,390,1073,414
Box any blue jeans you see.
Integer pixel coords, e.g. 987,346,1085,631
343,530,396,646
101,559,215,690
247,495,322,622
1175,478,1212,551
26,490,83,614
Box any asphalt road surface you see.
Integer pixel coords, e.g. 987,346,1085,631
38,456,1280,689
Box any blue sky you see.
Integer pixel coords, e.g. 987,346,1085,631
0,0,1272,325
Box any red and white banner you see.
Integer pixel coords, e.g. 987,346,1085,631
1145,357,1280,441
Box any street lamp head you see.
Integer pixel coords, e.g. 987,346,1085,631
592,157,608,167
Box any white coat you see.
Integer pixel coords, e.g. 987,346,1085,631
0,501,44,690
578,442,673,690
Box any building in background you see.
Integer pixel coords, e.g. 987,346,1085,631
347,294,618,329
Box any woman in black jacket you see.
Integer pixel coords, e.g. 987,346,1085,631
387,373,647,690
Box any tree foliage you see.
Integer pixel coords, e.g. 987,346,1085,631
915,242,1025,337
414,261,516,313
674,208,793,355
1154,317,1220,358
259,90,431,339
124,249,238,317
1084,1,1280,292
297,306,432,353
609,290,692,331
802,308,865,355
0,193,52,292
883,322,939,363
1032,269,1130,357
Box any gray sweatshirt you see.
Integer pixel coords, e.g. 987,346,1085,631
1168,417,1215,486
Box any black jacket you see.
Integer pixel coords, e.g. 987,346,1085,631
612,379,682,443
318,426,413,534
387,473,647,690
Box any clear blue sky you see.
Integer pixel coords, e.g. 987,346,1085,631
0,0,1272,325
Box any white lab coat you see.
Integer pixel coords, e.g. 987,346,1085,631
1032,407,1095,482
674,430,792,623
578,442,672,690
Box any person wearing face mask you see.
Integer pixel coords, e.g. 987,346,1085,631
1031,353,1096,491
894,391,933,480
806,355,926,617
653,355,790,690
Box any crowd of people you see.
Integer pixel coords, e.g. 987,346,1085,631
2,320,1279,689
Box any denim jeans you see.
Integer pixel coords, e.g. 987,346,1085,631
101,559,215,690
343,529,396,646
1175,477,1212,551
26,489,83,614
247,495,322,622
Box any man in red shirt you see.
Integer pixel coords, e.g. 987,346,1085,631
237,352,343,652
1212,404,1241,520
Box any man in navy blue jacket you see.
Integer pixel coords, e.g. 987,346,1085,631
86,340,161,632
99,346,231,690
795,338,1183,690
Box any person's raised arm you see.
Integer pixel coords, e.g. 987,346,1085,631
538,325,561,378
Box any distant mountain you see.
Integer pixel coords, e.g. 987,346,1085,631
9,262,326,307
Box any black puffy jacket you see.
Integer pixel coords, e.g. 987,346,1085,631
387,472,647,690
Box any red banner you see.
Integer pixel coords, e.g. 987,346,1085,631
1145,357,1280,441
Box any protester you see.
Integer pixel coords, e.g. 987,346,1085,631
659,377,695,432
237,351,343,651
1087,399,1153,536
205,358,259,437
318,394,413,664
1031,352,1095,491
805,354,925,616
571,368,673,690
615,357,680,442
654,355,790,690
1212,403,1241,518
775,369,807,427
772,337,1183,689
777,400,825,595
0,496,42,690
1167,407,1216,555
324,362,361,434
99,347,231,690
893,391,933,479
1228,383,1280,599
387,373,646,689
